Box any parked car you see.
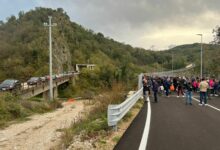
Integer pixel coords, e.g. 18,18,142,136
40,76,47,82
27,77,41,85
0,79,21,91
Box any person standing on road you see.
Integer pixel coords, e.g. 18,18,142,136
213,79,219,96
185,80,193,105
192,79,198,93
206,79,211,100
152,79,159,103
177,78,184,97
142,75,150,102
163,78,170,97
199,78,209,106
146,76,152,97
173,77,178,91
209,78,214,96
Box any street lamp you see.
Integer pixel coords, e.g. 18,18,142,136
196,34,203,79
172,51,174,77
168,45,175,77
44,16,57,100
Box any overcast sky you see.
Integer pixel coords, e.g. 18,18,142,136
1,0,220,50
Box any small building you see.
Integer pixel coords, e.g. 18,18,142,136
75,64,96,72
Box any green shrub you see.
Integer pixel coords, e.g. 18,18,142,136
0,92,63,128
7,103,23,118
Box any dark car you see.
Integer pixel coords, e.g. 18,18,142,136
0,79,21,91
27,77,41,85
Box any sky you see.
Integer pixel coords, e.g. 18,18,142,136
1,0,220,50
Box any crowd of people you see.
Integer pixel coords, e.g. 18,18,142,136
142,75,220,106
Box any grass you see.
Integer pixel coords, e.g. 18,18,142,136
0,92,62,128
122,111,133,122
112,136,121,143
53,82,144,150
56,83,127,149
99,139,107,144
134,99,144,109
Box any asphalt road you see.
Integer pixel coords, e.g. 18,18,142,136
114,101,148,150
114,94,220,150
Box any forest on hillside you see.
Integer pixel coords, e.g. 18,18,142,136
0,7,219,85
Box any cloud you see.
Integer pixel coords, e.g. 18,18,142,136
35,0,220,49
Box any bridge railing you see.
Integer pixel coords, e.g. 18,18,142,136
108,74,143,130
0,73,78,97
20,75,72,95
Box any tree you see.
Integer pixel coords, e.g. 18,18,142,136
212,26,220,44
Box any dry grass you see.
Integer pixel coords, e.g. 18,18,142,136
55,83,127,149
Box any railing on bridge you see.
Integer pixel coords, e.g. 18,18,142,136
20,73,79,99
0,72,79,99
20,75,71,94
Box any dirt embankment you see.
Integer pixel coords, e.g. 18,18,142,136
0,100,84,150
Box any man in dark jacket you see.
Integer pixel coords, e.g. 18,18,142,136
152,79,159,103
177,78,184,97
185,81,193,105
173,77,177,91
163,78,170,97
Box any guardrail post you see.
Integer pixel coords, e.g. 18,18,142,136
113,125,117,131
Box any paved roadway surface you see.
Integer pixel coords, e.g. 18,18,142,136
114,94,220,150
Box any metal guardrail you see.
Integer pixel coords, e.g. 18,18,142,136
146,63,196,77
107,87,143,129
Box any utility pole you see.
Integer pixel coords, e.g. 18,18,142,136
168,45,175,77
172,52,174,77
196,34,203,79
44,16,57,100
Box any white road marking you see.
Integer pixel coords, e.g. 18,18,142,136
192,97,220,112
139,100,151,150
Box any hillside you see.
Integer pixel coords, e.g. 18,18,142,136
0,7,219,83
0,7,161,83
162,43,220,76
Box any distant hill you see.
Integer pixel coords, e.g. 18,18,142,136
0,7,219,82
162,43,220,77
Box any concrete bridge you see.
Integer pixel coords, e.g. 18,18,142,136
19,73,78,100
